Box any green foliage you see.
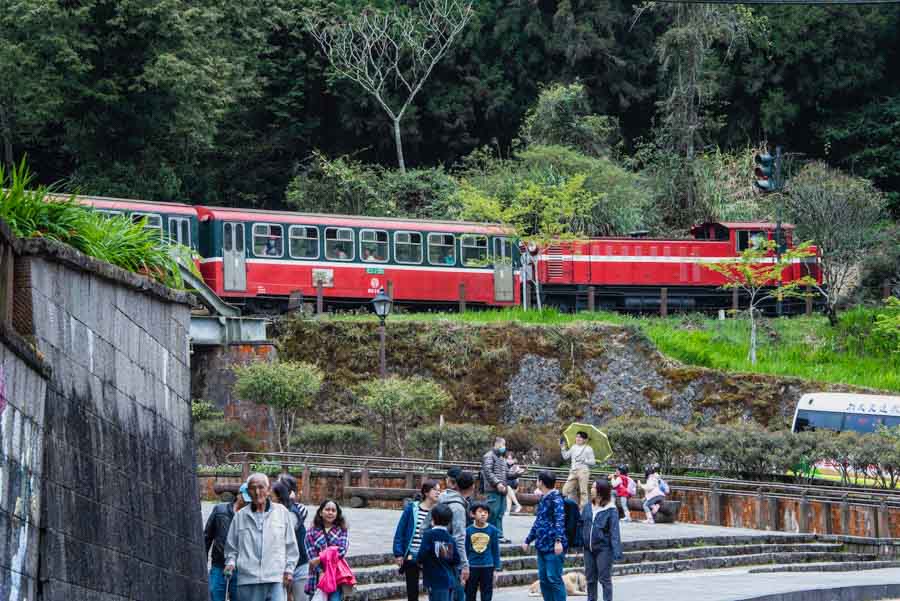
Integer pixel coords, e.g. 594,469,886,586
195,418,256,464
407,423,494,462
695,422,779,475
873,298,900,355
291,424,375,455
233,361,324,452
356,376,451,456
191,399,220,423
0,160,181,287
603,414,693,474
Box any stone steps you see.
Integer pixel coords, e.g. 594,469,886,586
344,535,880,601
749,560,900,574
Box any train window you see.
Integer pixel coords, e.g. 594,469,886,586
360,229,389,262
461,235,488,266
428,233,456,266
97,209,124,218
844,413,881,433
289,225,319,259
253,223,283,257
737,230,767,252
794,409,844,432
325,227,354,261
224,223,233,252
168,217,191,247
130,212,163,238
395,231,422,264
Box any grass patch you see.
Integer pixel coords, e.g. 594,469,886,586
329,307,900,392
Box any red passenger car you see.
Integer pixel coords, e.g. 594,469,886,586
195,207,521,312
534,221,820,313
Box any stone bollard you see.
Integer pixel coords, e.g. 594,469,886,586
756,488,766,531
708,483,722,526
798,492,811,533
878,500,890,539
840,494,850,535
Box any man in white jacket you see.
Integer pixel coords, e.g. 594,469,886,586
561,431,596,509
225,473,300,601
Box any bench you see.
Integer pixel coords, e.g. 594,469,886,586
345,486,417,508
624,498,681,523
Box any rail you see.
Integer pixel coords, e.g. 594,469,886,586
222,451,900,508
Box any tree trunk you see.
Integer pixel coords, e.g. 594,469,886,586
748,309,758,365
0,102,13,169
825,303,838,327
393,117,406,174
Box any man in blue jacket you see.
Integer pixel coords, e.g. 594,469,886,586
522,471,567,601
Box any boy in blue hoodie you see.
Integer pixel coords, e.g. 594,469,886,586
417,503,460,601
465,501,501,601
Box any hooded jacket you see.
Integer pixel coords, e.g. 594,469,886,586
438,489,470,569
225,500,300,585
580,501,623,559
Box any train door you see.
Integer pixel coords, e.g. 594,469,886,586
223,222,247,291
493,237,515,302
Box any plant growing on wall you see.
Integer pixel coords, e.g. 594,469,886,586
233,361,324,452
357,376,451,456
704,240,816,365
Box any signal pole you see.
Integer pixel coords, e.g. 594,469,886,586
775,145,784,317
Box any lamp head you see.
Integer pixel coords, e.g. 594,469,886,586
371,288,393,319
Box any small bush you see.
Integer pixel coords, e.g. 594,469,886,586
497,423,563,467
407,423,494,462
603,415,692,474
195,418,256,464
291,424,376,455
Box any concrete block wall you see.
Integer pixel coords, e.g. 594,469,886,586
0,327,49,601
13,238,206,600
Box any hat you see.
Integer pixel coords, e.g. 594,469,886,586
239,482,252,503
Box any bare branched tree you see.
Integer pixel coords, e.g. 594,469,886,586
784,162,888,324
306,0,474,173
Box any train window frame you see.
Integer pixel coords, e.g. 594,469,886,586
360,229,389,263
794,409,844,432
394,231,423,265
97,209,124,218
325,227,355,261
737,230,767,252
167,217,191,247
252,223,284,258
461,234,489,266
288,225,319,260
427,233,456,266
130,212,163,238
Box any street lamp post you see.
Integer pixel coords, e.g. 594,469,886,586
371,288,393,379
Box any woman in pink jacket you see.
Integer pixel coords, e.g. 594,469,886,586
638,467,665,524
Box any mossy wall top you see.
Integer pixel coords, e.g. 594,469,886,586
276,317,874,429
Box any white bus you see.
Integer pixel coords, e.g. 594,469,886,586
792,393,900,434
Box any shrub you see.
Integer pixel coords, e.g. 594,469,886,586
603,415,692,474
497,423,564,467
195,418,256,464
291,424,375,455
407,423,494,462
695,422,778,476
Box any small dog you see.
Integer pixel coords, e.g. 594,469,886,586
528,571,588,596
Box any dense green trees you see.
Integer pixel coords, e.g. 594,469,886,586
3,0,899,218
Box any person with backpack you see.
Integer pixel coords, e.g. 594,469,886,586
480,437,510,543
440,468,476,601
522,470,567,601
581,480,623,601
638,467,667,525
416,503,460,601
608,466,634,522
393,480,442,601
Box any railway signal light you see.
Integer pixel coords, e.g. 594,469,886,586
754,152,777,193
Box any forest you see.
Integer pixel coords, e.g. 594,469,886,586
2,0,899,237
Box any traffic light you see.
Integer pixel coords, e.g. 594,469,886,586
754,152,777,193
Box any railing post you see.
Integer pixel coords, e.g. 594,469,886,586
587,286,595,312
360,468,370,488
840,494,850,535
241,458,250,481
660,287,668,317
823,501,834,535
302,465,312,501
708,483,722,526
877,500,890,539
458,283,466,313
798,492,810,533
405,472,415,489
342,468,352,491
755,488,766,530
767,496,779,531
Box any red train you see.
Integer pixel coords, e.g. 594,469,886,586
73,195,820,314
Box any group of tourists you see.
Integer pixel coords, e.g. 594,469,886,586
205,472,353,601
204,433,668,601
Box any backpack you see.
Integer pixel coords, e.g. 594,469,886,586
659,478,670,495
446,498,474,528
625,476,636,497
562,498,583,549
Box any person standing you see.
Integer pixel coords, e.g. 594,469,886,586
505,452,525,515
465,502,501,601
522,471,567,601
480,438,510,542
205,483,249,601
277,474,310,600
393,480,442,601
581,480,623,601
560,431,596,509
440,468,476,601
224,473,300,601
609,466,632,522
416,504,460,601
305,500,350,601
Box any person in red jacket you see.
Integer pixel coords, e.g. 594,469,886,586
609,466,633,522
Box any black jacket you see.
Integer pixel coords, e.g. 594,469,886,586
580,503,623,559
204,501,237,567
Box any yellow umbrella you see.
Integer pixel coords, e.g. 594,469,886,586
562,423,612,463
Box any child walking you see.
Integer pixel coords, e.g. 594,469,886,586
416,504,460,601
609,466,633,522
465,502,501,601
581,480,623,601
